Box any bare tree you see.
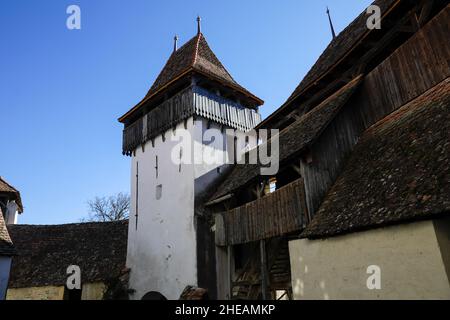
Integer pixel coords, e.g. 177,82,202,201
85,193,130,222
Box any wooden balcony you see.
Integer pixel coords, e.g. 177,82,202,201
122,85,261,155
215,178,309,246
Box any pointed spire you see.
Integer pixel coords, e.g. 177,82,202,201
326,6,336,40
197,16,202,34
173,35,179,52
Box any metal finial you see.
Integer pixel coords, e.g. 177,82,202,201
326,6,337,40
197,16,201,34
173,35,179,52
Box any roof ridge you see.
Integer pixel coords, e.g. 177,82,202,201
8,220,129,228
192,32,202,66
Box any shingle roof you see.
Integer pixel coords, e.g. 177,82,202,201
0,177,23,213
211,75,363,200
0,214,15,256
119,33,263,123
286,0,397,103
301,77,450,239
8,220,128,288
257,0,399,129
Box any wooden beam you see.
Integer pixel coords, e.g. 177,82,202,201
418,0,434,26
260,239,269,300
227,245,233,300
291,164,301,176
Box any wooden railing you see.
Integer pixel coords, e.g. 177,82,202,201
215,178,309,246
122,85,262,155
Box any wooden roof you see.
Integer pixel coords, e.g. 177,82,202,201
211,75,363,200
0,176,23,213
302,78,450,239
0,214,15,256
8,220,128,288
119,33,263,123
257,0,399,129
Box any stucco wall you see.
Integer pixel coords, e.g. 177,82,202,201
6,282,106,300
127,118,197,300
81,282,106,300
289,220,450,300
7,285,64,300
0,256,12,299
126,115,256,300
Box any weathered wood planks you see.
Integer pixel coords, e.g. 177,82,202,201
216,178,307,246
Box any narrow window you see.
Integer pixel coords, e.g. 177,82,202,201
135,162,139,230
233,137,238,164
265,177,277,194
269,178,277,193
155,156,158,179
156,184,162,200
179,147,183,172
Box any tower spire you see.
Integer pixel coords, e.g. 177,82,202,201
326,6,337,40
197,16,201,34
173,35,179,52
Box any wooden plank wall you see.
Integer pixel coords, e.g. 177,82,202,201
301,6,450,216
122,86,262,154
356,6,450,130
215,178,308,246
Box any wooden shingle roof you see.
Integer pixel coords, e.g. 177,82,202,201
8,220,128,288
0,214,15,256
258,0,399,129
302,78,450,239
211,75,363,200
0,177,23,213
119,33,263,123
286,0,397,104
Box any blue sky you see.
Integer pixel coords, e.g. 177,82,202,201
1,0,372,224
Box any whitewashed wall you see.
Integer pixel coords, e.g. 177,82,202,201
289,220,450,300
126,116,255,299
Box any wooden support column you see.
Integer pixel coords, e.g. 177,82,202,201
260,239,269,300
255,184,270,300
227,245,232,300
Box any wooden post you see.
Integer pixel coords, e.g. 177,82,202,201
260,239,269,300
227,245,232,300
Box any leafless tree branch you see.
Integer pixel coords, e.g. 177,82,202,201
84,193,130,222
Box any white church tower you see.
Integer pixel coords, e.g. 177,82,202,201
119,18,263,300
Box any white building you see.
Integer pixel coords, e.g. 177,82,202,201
0,176,23,300
119,20,263,300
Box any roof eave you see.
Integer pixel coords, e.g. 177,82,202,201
118,68,263,124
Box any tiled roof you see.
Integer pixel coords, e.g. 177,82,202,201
119,33,263,122
302,78,450,239
8,220,128,288
0,177,23,213
0,214,15,256
286,0,397,103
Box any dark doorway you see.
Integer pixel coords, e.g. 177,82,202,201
63,286,82,300
141,291,167,300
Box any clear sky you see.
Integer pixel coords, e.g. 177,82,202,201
1,0,372,224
